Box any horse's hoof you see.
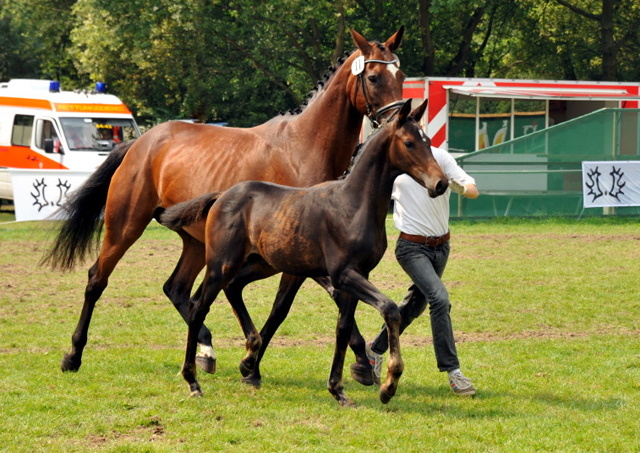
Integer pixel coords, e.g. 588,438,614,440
189,383,203,397
379,388,393,404
239,360,254,378
241,375,262,389
196,354,216,374
350,362,374,386
60,354,80,372
339,396,357,408
330,389,357,408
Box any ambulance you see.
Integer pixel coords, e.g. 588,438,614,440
0,79,140,200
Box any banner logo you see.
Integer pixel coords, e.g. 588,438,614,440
582,161,639,208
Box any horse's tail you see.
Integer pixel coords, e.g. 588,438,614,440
40,140,137,271
157,192,223,231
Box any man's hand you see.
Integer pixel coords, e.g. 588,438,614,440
449,178,467,195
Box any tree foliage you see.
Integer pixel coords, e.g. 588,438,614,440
2,0,640,126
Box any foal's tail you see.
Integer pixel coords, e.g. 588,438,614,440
40,140,136,271
157,192,223,231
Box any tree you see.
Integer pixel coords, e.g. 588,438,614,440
1,0,82,86
4,0,639,126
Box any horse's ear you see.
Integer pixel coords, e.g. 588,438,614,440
350,27,372,58
397,99,413,124
384,25,404,52
409,98,428,123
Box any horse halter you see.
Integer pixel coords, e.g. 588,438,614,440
352,56,406,129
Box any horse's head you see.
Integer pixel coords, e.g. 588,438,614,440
347,26,406,126
389,99,448,198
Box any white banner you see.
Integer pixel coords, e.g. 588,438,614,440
582,161,640,208
9,169,92,221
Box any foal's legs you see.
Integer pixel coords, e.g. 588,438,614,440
313,276,373,386
182,247,250,396
337,269,404,404
228,272,372,388
162,231,216,373
61,207,155,372
327,291,359,407
240,273,307,387
183,270,224,396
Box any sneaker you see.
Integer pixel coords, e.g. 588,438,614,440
365,341,383,386
449,371,476,396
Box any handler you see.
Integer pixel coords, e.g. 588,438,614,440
366,145,479,395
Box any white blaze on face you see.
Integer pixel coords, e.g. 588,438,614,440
387,62,400,78
419,128,429,143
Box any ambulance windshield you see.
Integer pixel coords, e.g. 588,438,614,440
59,117,139,151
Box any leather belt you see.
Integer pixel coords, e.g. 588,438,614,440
400,231,450,247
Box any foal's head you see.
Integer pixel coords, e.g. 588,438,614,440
389,99,448,198
347,26,406,126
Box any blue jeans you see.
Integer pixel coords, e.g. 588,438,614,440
370,237,460,372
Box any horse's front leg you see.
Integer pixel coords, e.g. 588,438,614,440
162,232,216,374
313,276,373,386
327,292,358,407
337,269,404,404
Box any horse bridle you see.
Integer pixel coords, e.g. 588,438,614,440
353,57,406,129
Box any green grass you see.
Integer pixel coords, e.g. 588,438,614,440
1,216,639,451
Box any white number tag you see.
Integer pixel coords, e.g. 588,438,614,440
351,56,365,75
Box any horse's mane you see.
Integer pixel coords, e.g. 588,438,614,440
280,50,351,116
283,40,390,117
339,121,388,178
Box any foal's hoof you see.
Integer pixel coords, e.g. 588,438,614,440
241,375,262,389
379,388,393,404
238,360,254,378
331,389,357,408
189,383,203,397
60,354,81,372
379,382,397,404
350,362,374,386
196,353,216,374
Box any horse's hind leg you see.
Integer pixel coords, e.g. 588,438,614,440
222,264,278,386
183,270,224,397
61,210,153,372
183,243,248,396
238,273,306,387
327,292,358,407
61,258,104,371
163,231,216,373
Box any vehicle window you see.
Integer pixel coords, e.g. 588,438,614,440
35,119,60,150
11,114,34,146
59,117,139,151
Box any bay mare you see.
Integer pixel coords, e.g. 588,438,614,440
42,27,407,384
159,99,447,406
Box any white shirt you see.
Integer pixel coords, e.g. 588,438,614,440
392,147,475,237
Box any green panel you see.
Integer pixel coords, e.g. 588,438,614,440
453,109,640,218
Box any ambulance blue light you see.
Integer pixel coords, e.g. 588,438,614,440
49,81,60,93
95,82,107,93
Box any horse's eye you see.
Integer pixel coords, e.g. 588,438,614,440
368,75,378,84
404,140,414,149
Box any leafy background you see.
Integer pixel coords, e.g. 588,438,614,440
2,0,640,127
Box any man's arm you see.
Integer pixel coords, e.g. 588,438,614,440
448,179,479,199
464,183,479,199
